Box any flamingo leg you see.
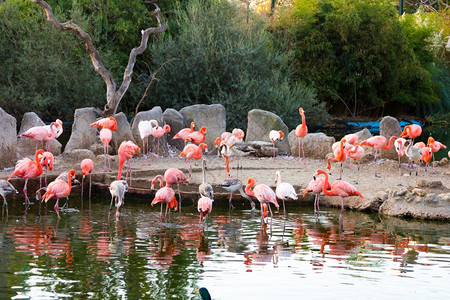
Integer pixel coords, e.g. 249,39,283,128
282,199,286,215
301,138,306,165
272,142,276,160
23,179,30,205
164,203,169,222
54,198,61,219
228,192,234,210
177,183,182,213
2,195,7,207
298,138,301,165
89,174,92,202
340,197,344,214
81,175,85,200
374,150,381,178
260,203,264,226
267,204,274,229
160,203,163,222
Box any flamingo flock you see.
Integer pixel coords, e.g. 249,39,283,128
2,109,448,228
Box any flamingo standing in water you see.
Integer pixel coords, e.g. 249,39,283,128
173,121,195,144
152,124,171,158
109,180,128,218
81,159,94,201
163,168,189,211
179,143,208,178
360,135,397,177
313,169,363,218
0,180,18,207
199,159,214,200
41,169,76,219
100,127,112,171
275,171,297,215
245,178,279,226
198,196,213,224
269,130,284,159
39,151,54,188
218,178,255,210
303,176,325,212
400,124,422,144
327,139,348,180
117,141,140,186
295,108,308,165
151,175,178,222
7,149,45,204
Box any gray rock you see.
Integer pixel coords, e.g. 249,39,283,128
412,188,427,197
354,128,372,142
289,132,335,159
131,107,168,156
180,104,226,151
112,112,135,152
64,108,100,153
0,108,17,169
376,191,388,201
17,112,62,157
163,108,185,151
62,149,96,162
245,109,289,154
379,116,401,159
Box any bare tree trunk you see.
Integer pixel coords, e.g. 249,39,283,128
30,0,168,117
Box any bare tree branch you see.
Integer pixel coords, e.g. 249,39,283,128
30,0,168,116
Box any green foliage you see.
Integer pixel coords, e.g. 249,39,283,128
0,0,105,122
145,0,327,129
271,0,443,117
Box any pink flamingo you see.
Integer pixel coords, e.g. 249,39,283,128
245,178,279,226
19,125,53,152
164,168,189,210
7,149,45,204
179,143,208,178
394,138,407,168
90,116,117,131
99,127,112,171
313,169,364,217
400,124,422,143
275,171,297,215
173,121,195,143
342,133,359,145
41,122,59,150
152,124,171,158
117,141,140,186
360,135,397,177
327,139,348,180
41,169,76,219
81,158,94,201
427,136,447,163
231,128,245,140
269,130,284,159
421,146,433,176
303,176,325,212
185,126,206,144
295,108,308,165
150,175,178,222
39,151,54,188
44,119,63,139
198,196,213,223
347,141,365,184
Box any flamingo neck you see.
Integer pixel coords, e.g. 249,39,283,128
383,136,397,150
35,150,44,173
245,179,255,197
317,170,333,196
301,113,306,129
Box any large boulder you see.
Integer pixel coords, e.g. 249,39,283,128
0,108,17,169
289,131,335,159
163,108,185,151
180,104,226,150
379,116,402,159
112,112,136,151
17,112,62,157
64,108,99,153
245,109,290,154
131,107,168,156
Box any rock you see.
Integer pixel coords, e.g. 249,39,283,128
163,108,185,151
439,157,448,165
131,107,168,156
64,108,100,153
112,112,135,152
412,188,427,197
0,108,17,169
62,149,96,162
245,109,289,154
417,180,443,189
17,112,62,157
379,116,401,159
289,132,335,159
180,104,226,151
376,191,388,201
354,128,372,142
394,187,408,197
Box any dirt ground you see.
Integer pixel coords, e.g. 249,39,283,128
4,152,448,204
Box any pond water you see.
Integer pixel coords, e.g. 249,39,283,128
0,197,448,299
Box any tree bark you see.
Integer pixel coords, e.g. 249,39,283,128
30,0,168,116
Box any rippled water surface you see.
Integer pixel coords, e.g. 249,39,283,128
0,197,449,299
